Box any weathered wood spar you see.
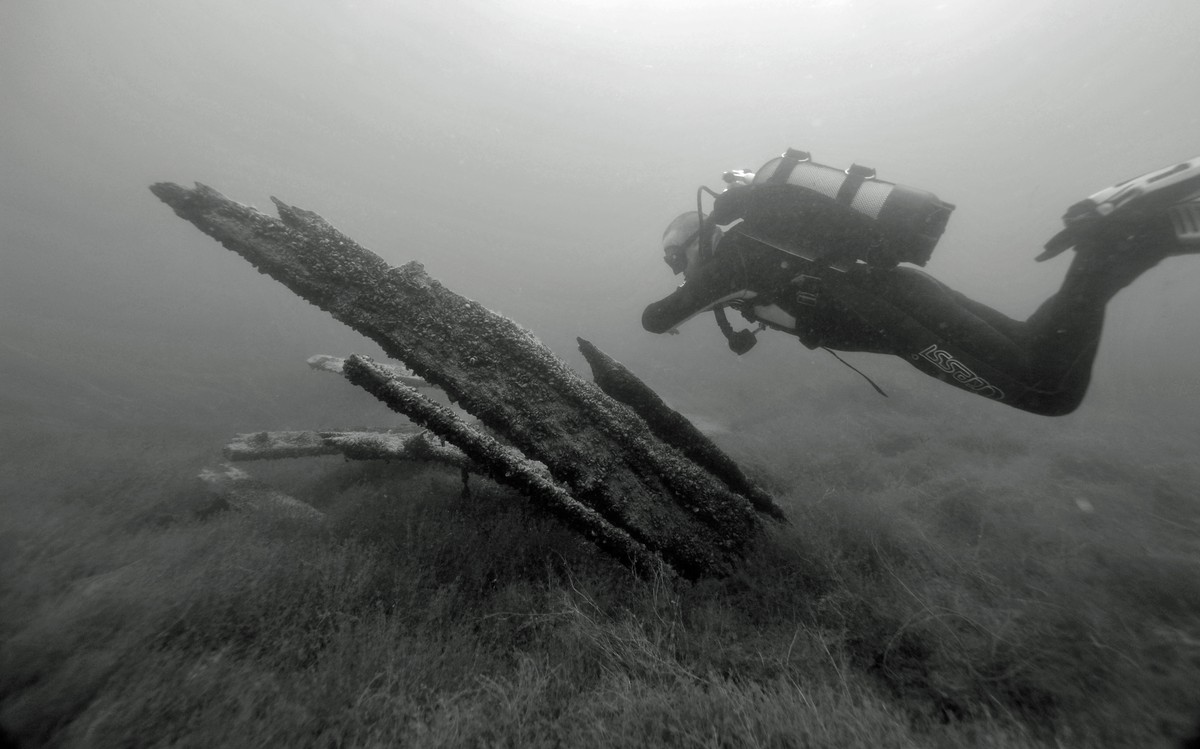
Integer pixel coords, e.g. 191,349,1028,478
223,428,467,465
152,182,778,577
577,338,786,522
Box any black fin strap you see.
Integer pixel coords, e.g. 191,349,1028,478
822,347,888,397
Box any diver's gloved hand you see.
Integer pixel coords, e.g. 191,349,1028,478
643,285,703,334
643,241,751,334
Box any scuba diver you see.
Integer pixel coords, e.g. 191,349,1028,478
642,149,1200,416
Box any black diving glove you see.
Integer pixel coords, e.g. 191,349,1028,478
642,285,703,334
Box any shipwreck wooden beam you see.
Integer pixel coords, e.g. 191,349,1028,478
307,354,429,388
198,463,325,522
151,183,760,577
577,338,788,522
222,429,469,467
343,355,663,576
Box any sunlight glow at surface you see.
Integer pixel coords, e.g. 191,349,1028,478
341,0,1061,85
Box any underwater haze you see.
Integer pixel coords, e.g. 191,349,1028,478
4,1,1200,745
3,0,1200,435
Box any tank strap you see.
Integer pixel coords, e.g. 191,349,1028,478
835,163,876,207
767,148,811,186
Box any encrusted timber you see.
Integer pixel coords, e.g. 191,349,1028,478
307,354,428,388
344,355,664,576
151,183,760,578
577,338,788,522
223,429,468,467
198,463,325,522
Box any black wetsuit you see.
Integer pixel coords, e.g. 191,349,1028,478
643,224,1169,416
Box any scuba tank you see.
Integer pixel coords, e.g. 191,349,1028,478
708,148,956,269
693,148,954,358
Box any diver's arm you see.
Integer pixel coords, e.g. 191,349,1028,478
642,248,754,334
642,287,754,334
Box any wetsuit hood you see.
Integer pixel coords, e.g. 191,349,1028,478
661,211,704,275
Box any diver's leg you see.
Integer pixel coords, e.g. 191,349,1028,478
1018,221,1177,410
806,267,1049,410
1011,156,1200,409
802,157,1199,414
807,221,1178,415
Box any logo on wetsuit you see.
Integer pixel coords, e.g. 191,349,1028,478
915,345,1005,401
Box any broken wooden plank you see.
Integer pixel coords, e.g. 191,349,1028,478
307,354,428,388
577,338,788,522
152,183,761,577
198,463,325,522
342,355,664,576
222,429,469,467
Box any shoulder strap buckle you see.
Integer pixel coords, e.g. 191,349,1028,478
791,273,822,306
